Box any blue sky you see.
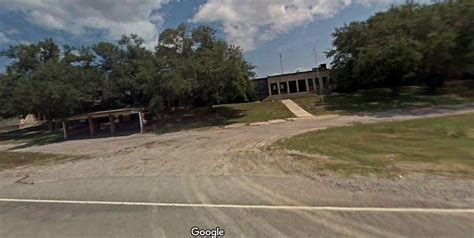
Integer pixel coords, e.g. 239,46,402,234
0,0,405,77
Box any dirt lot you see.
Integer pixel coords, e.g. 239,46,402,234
1,106,473,179
1,106,474,237
0,105,472,176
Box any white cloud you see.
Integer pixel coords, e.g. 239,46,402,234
0,0,168,47
193,0,392,51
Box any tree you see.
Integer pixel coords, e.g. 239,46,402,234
327,21,368,91
1,39,103,129
0,25,256,128
354,37,422,94
192,26,255,107
151,25,255,110
0,73,19,118
152,24,195,111
328,0,473,92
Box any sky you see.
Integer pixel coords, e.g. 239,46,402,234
0,0,410,77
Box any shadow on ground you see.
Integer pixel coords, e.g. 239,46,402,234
0,123,146,151
0,124,64,150
296,81,474,118
154,106,245,134
325,88,474,118
0,106,249,150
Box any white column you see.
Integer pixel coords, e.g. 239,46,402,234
138,112,145,134
296,81,300,93
62,121,68,140
313,78,317,93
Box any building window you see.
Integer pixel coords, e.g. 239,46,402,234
298,79,307,92
270,83,279,95
308,78,314,92
288,81,297,93
279,82,288,94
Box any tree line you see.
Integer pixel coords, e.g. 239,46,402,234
328,0,473,93
2,0,472,126
0,25,256,125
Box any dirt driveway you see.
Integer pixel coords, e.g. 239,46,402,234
0,105,473,182
1,106,474,237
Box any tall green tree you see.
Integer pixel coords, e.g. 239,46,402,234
0,25,256,127
328,0,473,92
192,26,255,107
1,39,103,129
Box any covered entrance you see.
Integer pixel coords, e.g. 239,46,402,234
62,108,147,140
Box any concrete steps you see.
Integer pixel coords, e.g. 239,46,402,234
281,99,314,118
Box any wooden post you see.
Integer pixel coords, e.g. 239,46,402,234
62,120,68,140
88,116,96,136
109,114,116,136
138,112,145,134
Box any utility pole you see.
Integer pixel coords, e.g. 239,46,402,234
314,46,325,104
313,49,318,67
313,48,323,95
279,52,284,74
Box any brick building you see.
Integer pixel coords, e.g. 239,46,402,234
253,64,331,100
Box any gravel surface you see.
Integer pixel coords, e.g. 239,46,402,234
1,106,474,208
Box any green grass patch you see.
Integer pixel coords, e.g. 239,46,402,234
156,101,293,133
278,113,474,177
0,151,84,171
0,124,63,147
215,101,293,124
293,81,474,115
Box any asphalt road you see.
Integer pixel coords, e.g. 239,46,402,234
2,107,474,237
1,175,473,237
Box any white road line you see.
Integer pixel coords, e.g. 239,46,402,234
0,198,473,213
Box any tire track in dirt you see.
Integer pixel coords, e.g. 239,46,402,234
200,176,287,237
233,176,404,237
187,175,246,236
2,107,474,183
230,176,361,237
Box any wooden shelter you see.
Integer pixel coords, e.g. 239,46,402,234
62,108,146,140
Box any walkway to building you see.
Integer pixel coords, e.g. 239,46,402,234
281,99,314,118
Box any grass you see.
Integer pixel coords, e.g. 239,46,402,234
156,101,293,133
293,80,474,115
0,151,84,172
278,113,474,177
0,125,80,172
0,124,63,148
215,101,293,123
0,101,292,144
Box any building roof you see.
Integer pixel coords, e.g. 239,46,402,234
252,67,330,81
66,108,144,121
268,68,329,78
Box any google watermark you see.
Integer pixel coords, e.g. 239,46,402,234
190,226,225,238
